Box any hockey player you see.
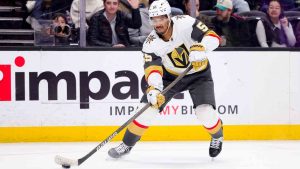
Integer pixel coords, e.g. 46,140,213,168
108,0,223,159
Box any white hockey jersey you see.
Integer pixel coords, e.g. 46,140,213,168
142,15,220,79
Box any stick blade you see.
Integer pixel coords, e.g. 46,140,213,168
55,155,78,167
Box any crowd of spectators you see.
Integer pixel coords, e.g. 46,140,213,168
0,0,299,47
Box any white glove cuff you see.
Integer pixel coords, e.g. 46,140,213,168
147,72,163,91
189,50,206,62
201,35,220,52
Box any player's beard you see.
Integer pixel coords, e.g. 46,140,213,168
155,20,171,36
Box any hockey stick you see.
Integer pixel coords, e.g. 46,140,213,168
55,65,193,168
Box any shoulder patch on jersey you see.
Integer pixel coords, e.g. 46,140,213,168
174,15,186,20
145,34,156,44
172,15,196,32
143,31,158,53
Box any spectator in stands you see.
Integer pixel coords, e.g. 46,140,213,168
183,0,214,29
181,0,250,14
211,0,252,47
87,0,141,47
256,0,296,47
232,0,250,13
261,0,296,11
70,0,103,43
185,0,250,13
70,0,103,29
51,13,70,45
27,0,72,30
183,0,200,16
167,0,216,11
28,0,53,30
125,0,153,46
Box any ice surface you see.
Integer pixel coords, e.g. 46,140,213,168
0,141,299,169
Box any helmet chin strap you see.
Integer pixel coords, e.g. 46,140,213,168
162,20,171,36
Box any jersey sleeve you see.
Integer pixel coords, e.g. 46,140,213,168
191,19,221,45
142,52,163,81
142,32,164,82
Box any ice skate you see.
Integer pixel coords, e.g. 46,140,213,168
209,137,223,158
108,143,132,158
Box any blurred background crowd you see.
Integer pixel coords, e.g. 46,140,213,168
0,0,299,47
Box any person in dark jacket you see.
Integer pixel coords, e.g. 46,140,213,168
87,0,141,47
211,0,252,47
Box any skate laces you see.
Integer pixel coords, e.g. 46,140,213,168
116,143,131,153
210,137,223,149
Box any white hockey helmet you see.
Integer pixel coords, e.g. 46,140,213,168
149,0,171,18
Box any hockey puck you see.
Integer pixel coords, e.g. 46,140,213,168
62,164,71,168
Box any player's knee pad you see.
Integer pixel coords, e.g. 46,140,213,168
128,103,159,137
133,103,159,127
195,104,219,128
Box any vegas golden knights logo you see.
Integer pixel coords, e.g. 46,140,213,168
167,44,190,68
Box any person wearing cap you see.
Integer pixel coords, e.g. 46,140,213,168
107,0,224,159
211,0,252,47
215,0,250,13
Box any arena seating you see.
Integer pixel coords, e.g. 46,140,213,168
0,5,34,46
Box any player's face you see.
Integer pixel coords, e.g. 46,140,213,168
104,0,119,15
216,8,231,21
150,15,170,35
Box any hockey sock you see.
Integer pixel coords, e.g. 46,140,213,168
204,119,223,138
123,120,149,146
